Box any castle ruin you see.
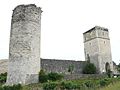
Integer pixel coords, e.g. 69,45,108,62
1,4,116,85
6,4,42,85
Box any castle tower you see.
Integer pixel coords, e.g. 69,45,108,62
6,4,42,85
83,26,113,73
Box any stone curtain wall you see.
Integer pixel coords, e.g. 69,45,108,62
41,59,86,74
6,4,42,85
0,59,86,75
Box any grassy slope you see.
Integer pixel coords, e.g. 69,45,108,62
98,81,120,90
22,83,42,90
22,81,120,90
20,77,120,90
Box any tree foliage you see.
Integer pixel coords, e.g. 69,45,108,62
48,72,63,81
39,70,63,83
82,62,96,74
39,69,48,83
0,72,7,83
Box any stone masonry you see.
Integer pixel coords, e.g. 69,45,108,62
6,4,42,85
0,58,117,75
2,4,115,85
41,59,86,74
83,26,113,73
0,59,86,75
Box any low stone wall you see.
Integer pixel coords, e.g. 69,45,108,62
64,74,106,80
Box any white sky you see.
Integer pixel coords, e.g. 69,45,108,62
0,0,120,64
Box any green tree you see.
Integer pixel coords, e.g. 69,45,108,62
48,72,63,81
39,69,48,83
0,72,7,83
82,62,96,74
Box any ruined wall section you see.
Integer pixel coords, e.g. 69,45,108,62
6,4,42,85
41,59,86,74
0,59,86,75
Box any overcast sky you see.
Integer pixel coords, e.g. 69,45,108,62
0,0,120,64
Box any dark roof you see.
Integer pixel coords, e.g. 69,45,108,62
83,26,108,34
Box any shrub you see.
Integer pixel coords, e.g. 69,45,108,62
39,69,48,83
99,78,110,87
48,72,63,81
43,82,58,90
82,62,96,74
42,77,120,90
12,84,22,90
60,81,73,89
106,69,112,78
60,81,80,89
2,84,22,90
84,80,94,88
0,72,7,83
39,70,63,83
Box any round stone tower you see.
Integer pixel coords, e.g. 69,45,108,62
6,4,42,85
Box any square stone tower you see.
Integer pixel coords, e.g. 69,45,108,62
83,26,113,73
6,4,42,85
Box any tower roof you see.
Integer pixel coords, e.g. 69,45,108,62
83,26,108,34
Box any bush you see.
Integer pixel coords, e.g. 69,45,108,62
43,82,58,90
99,78,110,87
84,80,94,88
82,62,96,74
39,70,48,83
39,70,63,83
106,69,112,78
48,72,63,81
2,84,22,90
60,81,80,89
0,72,7,83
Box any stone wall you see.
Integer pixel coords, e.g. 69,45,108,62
41,59,86,74
0,59,86,75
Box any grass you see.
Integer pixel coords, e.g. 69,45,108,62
22,81,120,90
97,81,120,90
22,83,42,90
21,78,120,90
0,76,120,90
